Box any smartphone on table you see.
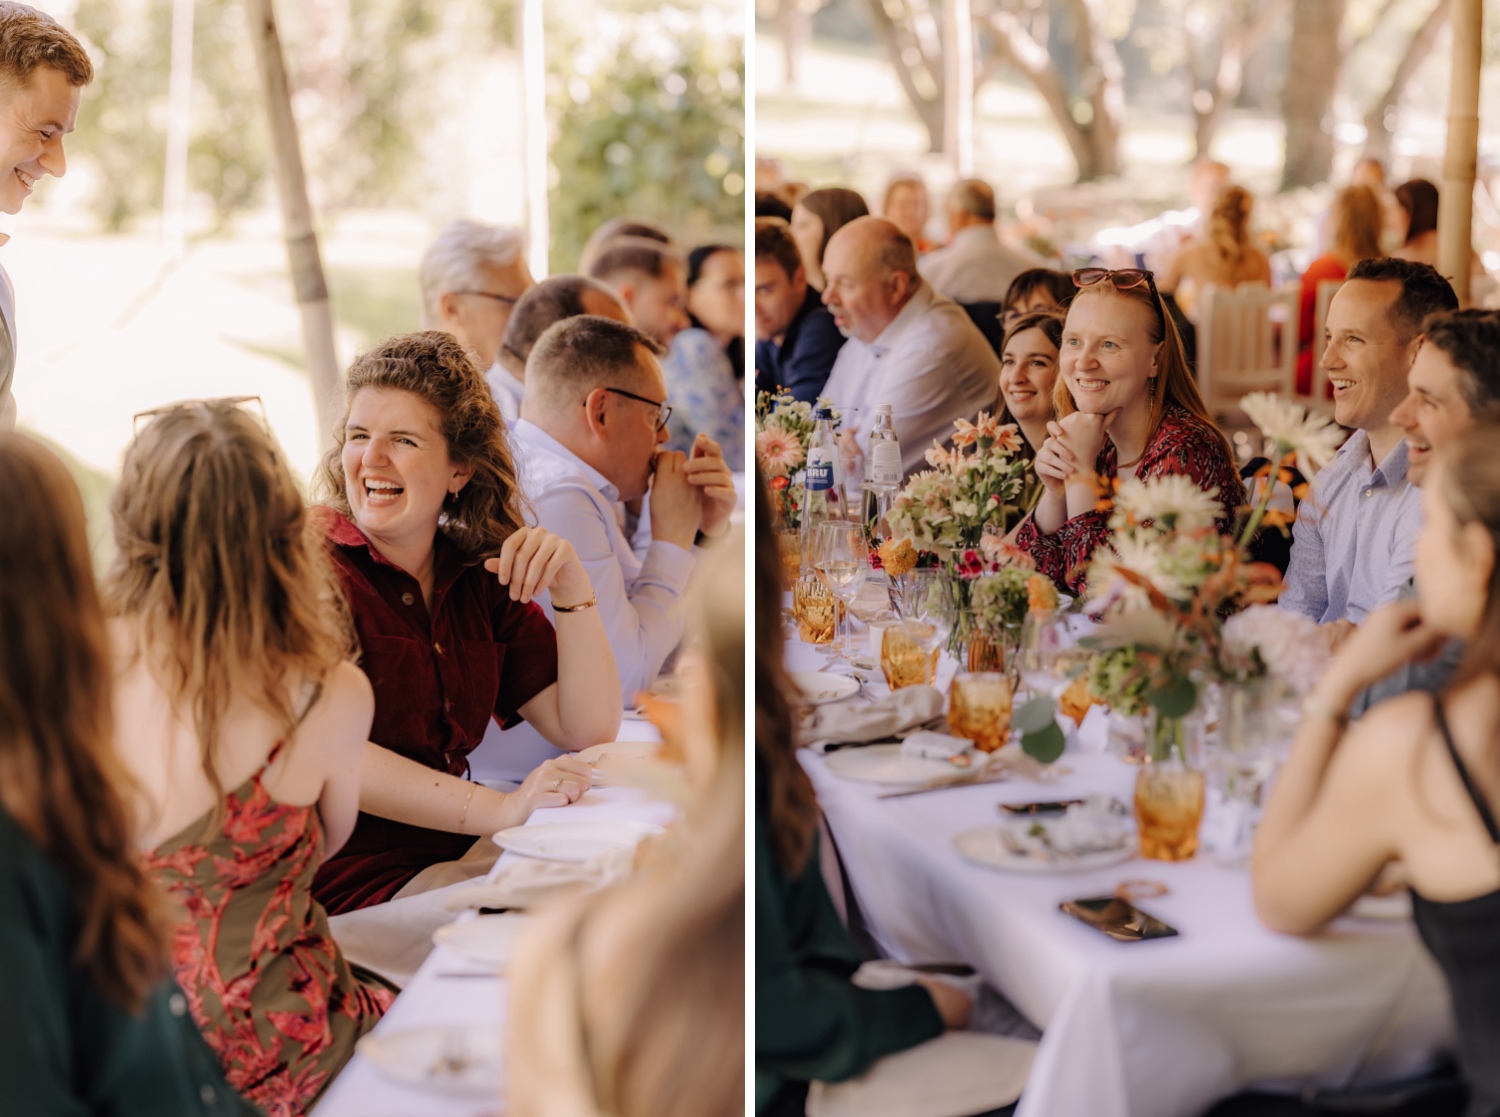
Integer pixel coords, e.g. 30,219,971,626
1059,896,1179,942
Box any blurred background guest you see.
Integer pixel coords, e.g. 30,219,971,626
1393,179,1441,267
791,187,869,292
1158,184,1272,324
1297,184,1385,395
490,275,631,425
1000,268,1074,332
757,189,795,222
754,217,845,402
109,401,392,1116
0,433,255,1116
508,530,746,1117
919,178,1043,308
686,244,746,384
419,219,534,374
577,215,672,275
588,237,691,350
881,170,934,253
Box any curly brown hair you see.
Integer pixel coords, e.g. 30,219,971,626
0,433,169,1012
106,401,353,837
315,331,528,559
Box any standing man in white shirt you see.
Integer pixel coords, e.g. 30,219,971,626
418,219,533,422
918,178,1042,306
0,5,92,431
820,216,1001,475
474,314,734,781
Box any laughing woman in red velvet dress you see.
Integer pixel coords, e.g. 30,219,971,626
108,401,394,1117
1013,269,1244,593
310,332,621,915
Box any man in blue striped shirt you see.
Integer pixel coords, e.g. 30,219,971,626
1279,259,1457,649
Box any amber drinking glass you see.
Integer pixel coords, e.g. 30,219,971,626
879,625,939,689
793,574,837,644
948,671,1013,753
1134,763,1206,861
776,528,802,584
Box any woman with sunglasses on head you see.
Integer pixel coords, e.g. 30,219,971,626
1014,268,1244,594
309,332,616,916
0,433,258,1116
108,400,395,1116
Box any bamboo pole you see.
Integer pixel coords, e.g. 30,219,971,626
1436,0,1481,305
522,0,549,281
162,0,194,260
243,0,341,444
942,0,975,178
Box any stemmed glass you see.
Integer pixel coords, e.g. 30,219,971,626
1017,608,1067,697
892,569,953,687
813,520,868,662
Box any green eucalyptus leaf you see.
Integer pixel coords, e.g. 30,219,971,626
1148,675,1199,719
1013,696,1058,734
1021,722,1066,764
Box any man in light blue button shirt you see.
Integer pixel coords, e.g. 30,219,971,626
1280,259,1458,645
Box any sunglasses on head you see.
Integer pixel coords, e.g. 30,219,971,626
1072,267,1168,336
132,395,270,436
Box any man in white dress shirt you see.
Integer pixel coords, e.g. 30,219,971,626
473,314,734,781
820,216,1001,476
418,219,533,421
917,178,1041,306
490,275,629,423
0,6,93,431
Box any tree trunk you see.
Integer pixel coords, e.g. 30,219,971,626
1438,0,1480,304
866,0,946,153
1360,0,1451,164
1187,0,1292,162
775,0,811,89
1281,0,1346,190
243,0,341,445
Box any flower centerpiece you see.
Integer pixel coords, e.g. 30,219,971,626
754,390,840,528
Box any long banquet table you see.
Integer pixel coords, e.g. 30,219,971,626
313,717,674,1117
787,628,1456,1117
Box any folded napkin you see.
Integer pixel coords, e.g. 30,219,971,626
900,730,976,764
807,1032,1035,1117
801,686,946,753
443,845,635,913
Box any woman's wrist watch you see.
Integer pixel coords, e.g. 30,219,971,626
552,594,597,613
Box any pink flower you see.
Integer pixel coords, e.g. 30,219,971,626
756,427,805,478
991,424,1023,454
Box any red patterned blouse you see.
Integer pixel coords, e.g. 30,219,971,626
310,510,560,915
1013,404,1245,594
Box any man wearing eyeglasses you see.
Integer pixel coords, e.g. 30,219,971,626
418,219,534,418
0,6,93,431
478,314,734,782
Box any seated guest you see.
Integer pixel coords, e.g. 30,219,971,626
918,178,1041,305
819,216,1001,477
1392,178,1440,267
999,309,1064,454
1280,259,1458,648
882,170,935,253
0,434,255,1116
419,218,533,372
752,474,979,1116
509,535,746,1117
1296,185,1383,395
497,316,736,781
590,237,744,470
1014,268,1244,594
688,243,747,383
757,188,794,222
577,214,671,274
790,187,869,292
107,401,393,1115
310,332,611,914
1157,184,1272,323
489,275,630,423
754,217,845,402
1254,424,1500,1117
1000,266,1073,332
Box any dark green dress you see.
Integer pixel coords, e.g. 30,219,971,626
756,757,944,1113
0,806,260,1116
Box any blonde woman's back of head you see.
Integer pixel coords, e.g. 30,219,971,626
1207,184,1253,271
1333,184,1385,263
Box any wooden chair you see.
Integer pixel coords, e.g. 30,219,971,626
1195,282,1297,422
1307,278,1344,416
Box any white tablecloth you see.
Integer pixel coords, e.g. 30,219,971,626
314,719,673,1116
788,634,1455,1117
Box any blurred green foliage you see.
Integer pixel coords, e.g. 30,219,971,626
546,5,745,270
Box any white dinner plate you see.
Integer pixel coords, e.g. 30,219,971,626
576,740,667,785
357,1026,503,1096
788,670,861,706
431,913,531,970
492,819,664,863
824,743,971,786
953,825,1136,874
1347,891,1413,922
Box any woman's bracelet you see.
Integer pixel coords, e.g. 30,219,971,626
553,594,597,614
458,781,477,834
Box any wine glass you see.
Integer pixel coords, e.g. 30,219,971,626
892,569,953,687
813,520,869,662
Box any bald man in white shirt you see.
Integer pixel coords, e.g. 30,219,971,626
820,217,1001,476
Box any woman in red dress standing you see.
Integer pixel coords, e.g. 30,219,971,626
311,331,621,914
1013,268,1245,594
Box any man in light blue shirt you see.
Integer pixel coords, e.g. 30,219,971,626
1280,258,1458,644
471,314,734,782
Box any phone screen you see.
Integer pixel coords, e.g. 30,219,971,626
1059,896,1179,942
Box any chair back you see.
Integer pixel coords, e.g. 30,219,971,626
1195,282,1297,420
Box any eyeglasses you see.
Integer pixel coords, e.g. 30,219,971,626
599,386,672,432
1072,267,1167,337
132,395,269,436
459,290,520,306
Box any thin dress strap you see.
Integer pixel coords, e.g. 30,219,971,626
1432,695,1500,848
258,680,325,777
